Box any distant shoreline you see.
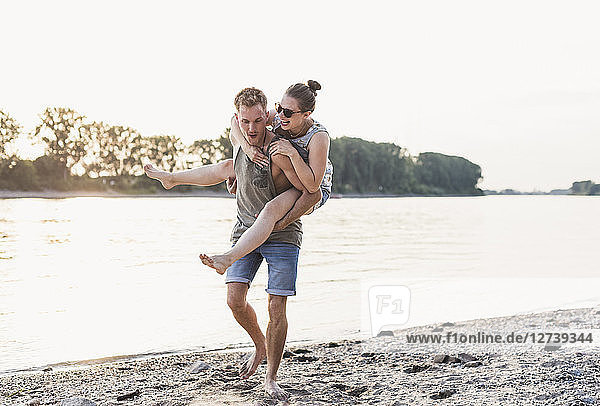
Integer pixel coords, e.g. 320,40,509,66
4,188,597,199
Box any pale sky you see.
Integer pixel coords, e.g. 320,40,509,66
2,0,599,191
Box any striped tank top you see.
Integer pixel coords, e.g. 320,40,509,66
272,115,333,195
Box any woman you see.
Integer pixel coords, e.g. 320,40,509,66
200,80,333,273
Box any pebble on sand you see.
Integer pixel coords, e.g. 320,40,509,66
188,360,212,373
60,398,97,406
431,389,457,400
116,389,140,401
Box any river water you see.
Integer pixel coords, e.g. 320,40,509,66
1,195,598,374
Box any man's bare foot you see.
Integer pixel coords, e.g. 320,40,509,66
198,253,232,275
265,378,289,401
143,163,176,189
239,346,266,379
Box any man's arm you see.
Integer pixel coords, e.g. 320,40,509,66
269,132,330,194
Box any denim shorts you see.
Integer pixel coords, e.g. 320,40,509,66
225,241,300,296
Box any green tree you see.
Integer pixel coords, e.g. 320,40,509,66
140,135,184,172
80,122,143,177
216,129,233,159
103,125,143,176
33,155,69,190
0,110,22,159
415,152,482,195
78,121,111,178
329,137,414,194
571,180,594,195
184,129,232,167
5,160,39,190
33,107,88,180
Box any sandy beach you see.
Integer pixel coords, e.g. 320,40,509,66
1,307,598,406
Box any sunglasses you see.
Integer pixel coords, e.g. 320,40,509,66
275,103,306,119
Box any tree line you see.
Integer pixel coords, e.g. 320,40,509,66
0,108,483,195
571,180,600,195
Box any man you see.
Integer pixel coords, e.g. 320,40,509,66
144,87,303,401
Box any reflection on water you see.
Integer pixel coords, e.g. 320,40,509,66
0,195,599,374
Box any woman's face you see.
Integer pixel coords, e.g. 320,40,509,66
278,94,310,131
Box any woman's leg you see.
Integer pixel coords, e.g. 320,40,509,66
273,189,322,231
199,152,321,274
144,159,234,189
269,154,322,231
200,188,301,274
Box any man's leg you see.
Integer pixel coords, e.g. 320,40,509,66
144,159,234,189
227,282,267,379
260,242,298,400
265,294,289,400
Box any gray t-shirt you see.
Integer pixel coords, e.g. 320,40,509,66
230,145,303,248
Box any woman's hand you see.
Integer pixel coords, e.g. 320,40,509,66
244,145,270,168
232,115,269,168
268,139,298,159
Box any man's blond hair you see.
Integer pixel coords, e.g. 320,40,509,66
234,87,267,112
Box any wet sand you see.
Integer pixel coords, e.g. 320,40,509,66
1,307,598,405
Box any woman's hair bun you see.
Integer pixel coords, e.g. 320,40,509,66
307,80,322,95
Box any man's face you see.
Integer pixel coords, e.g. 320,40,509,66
237,104,267,147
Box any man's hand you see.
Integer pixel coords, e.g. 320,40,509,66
226,176,237,194
268,139,298,159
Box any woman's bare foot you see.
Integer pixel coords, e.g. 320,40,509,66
143,164,176,189
239,345,266,379
198,253,233,275
265,378,289,401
